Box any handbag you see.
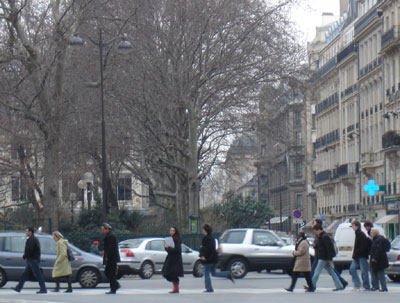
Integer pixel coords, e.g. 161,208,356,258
67,245,75,262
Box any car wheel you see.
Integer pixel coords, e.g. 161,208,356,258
193,260,204,277
0,268,7,288
78,267,100,288
388,274,400,282
228,257,248,279
139,261,154,279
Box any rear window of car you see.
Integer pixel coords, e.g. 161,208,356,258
392,237,400,250
119,239,143,249
220,231,246,244
38,237,56,255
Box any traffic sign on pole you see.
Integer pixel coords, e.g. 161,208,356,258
293,209,303,219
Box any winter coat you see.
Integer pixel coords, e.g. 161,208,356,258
314,231,336,261
162,238,184,280
293,239,311,272
370,235,391,272
352,229,370,259
52,239,72,278
199,234,218,264
103,232,121,265
23,235,40,261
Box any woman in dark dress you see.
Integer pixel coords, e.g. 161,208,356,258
162,226,184,293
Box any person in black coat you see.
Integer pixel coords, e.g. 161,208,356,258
13,227,47,294
101,223,121,294
162,226,184,293
349,220,371,290
370,228,390,292
200,224,234,292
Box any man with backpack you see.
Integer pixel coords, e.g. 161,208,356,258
349,220,371,290
311,224,344,291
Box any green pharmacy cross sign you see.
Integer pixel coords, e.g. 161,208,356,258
363,180,386,196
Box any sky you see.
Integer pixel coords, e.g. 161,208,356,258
291,0,341,43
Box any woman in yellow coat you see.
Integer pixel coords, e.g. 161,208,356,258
52,231,72,292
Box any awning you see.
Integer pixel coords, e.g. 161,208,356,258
269,216,288,224
375,214,399,224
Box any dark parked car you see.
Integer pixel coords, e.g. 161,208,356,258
0,232,107,288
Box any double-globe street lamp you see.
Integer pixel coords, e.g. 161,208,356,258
70,29,132,222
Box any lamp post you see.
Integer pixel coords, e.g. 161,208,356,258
70,30,132,222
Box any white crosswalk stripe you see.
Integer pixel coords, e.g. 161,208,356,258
1,287,400,296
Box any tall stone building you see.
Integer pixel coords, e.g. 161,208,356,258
309,0,400,231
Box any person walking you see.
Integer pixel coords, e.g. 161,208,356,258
349,220,371,290
13,227,47,294
162,226,184,293
370,228,391,292
308,219,347,290
90,241,101,255
51,231,72,293
311,224,344,291
200,224,234,293
364,221,373,238
101,223,121,294
285,232,314,292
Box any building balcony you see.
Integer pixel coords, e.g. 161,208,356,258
381,26,400,52
316,92,339,115
337,41,358,65
382,130,400,149
311,57,337,83
354,1,382,37
359,57,382,78
315,170,331,184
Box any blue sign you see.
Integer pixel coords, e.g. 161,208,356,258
293,209,302,219
363,180,379,196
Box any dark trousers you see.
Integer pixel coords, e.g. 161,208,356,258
105,263,120,291
16,259,46,291
55,275,72,290
311,257,347,286
289,272,313,290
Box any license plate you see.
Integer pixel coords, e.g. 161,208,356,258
339,247,352,251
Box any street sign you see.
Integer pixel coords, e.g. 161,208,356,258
293,209,303,219
293,218,303,224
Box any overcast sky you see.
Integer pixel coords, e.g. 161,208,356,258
291,0,341,43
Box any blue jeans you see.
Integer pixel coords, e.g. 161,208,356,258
350,258,370,289
311,258,346,288
204,263,230,292
16,259,47,291
312,260,343,289
371,270,387,290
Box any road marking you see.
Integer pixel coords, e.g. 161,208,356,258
2,287,400,296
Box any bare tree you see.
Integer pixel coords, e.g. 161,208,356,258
108,0,304,227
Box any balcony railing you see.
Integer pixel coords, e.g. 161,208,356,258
382,130,400,149
381,26,400,51
316,92,339,115
337,41,358,64
315,170,331,184
354,1,382,36
315,129,340,149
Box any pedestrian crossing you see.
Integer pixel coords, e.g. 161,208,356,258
1,287,400,296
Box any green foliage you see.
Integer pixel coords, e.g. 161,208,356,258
214,192,273,228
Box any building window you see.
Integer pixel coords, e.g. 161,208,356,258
295,161,303,177
11,176,27,202
296,194,302,209
294,111,301,126
296,131,302,145
394,182,397,194
117,177,132,201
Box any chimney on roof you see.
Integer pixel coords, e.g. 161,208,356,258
321,12,335,26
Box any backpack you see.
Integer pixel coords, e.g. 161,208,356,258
67,245,75,262
326,233,338,257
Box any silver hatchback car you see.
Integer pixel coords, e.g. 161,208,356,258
117,237,203,279
0,232,107,288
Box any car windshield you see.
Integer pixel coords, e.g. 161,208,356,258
220,231,246,244
392,237,400,250
119,239,143,248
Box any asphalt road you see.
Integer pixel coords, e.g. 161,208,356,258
1,271,400,303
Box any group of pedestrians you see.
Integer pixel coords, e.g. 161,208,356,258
285,218,391,293
12,228,73,294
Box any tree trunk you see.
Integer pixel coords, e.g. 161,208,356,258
43,139,60,232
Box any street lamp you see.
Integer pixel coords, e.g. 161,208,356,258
70,30,132,222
